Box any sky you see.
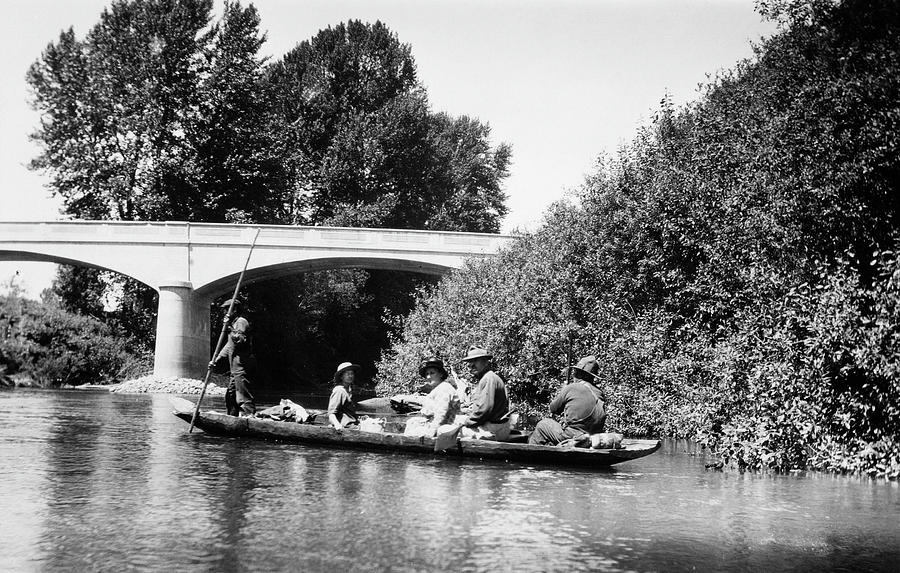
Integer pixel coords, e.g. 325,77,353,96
0,0,776,298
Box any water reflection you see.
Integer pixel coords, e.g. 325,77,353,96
1,390,898,572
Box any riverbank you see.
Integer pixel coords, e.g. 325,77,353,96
107,374,227,396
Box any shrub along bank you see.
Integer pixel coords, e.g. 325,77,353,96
376,0,900,478
0,292,150,387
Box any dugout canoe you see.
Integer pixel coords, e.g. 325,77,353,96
171,397,661,468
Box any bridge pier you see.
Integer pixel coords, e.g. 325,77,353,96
153,282,210,379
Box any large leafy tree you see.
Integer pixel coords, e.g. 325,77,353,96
28,0,212,221
28,0,282,348
189,1,286,224
28,0,281,223
265,20,510,230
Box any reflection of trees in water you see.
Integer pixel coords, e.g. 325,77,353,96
36,392,263,570
38,391,153,570
205,441,257,571
455,464,630,572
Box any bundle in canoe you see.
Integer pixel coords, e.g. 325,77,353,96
171,397,661,469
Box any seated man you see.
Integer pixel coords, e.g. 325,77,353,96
528,355,607,446
328,362,361,430
457,346,511,441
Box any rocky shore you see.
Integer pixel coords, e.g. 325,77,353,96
110,374,227,396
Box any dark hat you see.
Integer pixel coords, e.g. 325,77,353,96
460,345,492,362
418,357,448,379
333,361,361,383
563,355,602,384
220,298,243,309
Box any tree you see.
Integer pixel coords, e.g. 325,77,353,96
49,266,107,320
28,0,285,353
28,0,213,221
265,20,510,230
423,113,511,233
189,1,287,224
0,292,148,386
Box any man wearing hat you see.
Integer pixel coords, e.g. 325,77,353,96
328,362,360,430
458,346,511,441
528,355,607,445
209,298,256,416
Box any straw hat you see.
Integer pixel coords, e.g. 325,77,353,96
333,362,361,383
459,345,492,362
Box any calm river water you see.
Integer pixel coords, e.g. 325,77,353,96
1,389,898,572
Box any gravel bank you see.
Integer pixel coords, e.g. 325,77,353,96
111,374,227,395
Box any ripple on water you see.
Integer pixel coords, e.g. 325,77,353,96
2,391,900,572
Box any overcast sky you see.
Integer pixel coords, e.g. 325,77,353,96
0,0,775,297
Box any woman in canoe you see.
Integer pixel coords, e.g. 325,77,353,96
403,357,461,437
328,362,361,430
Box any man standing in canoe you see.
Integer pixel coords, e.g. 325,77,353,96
458,346,511,441
209,299,256,417
528,355,607,445
328,362,360,430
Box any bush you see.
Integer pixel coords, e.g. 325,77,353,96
375,0,900,478
0,294,149,386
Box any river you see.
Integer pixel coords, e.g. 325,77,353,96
1,388,897,572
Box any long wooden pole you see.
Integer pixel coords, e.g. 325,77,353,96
189,227,261,433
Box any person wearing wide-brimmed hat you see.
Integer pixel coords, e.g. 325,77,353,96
209,298,256,416
403,357,461,438
328,362,361,430
457,345,511,441
528,355,607,446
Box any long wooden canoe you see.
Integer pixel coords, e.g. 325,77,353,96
171,397,660,468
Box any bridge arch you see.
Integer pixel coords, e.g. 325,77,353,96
0,248,157,291
195,256,454,298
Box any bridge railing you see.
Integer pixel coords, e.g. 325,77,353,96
0,221,513,255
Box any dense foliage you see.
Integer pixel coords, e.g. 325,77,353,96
376,0,900,478
27,1,510,387
28,0,281,347
0,288,150,386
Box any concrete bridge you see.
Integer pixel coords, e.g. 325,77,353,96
0,221,514,378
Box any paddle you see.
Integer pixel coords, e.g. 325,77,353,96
449,364,466,401
189,227,261,433
434,423,463,452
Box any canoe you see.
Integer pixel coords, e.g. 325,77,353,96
171,397,661,469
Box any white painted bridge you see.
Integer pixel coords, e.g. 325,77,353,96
0,221,514,378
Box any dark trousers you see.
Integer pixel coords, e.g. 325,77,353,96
226,374,255,416
528,419,583,445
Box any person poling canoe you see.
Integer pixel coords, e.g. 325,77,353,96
190,227,260,432
209,298,257,417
